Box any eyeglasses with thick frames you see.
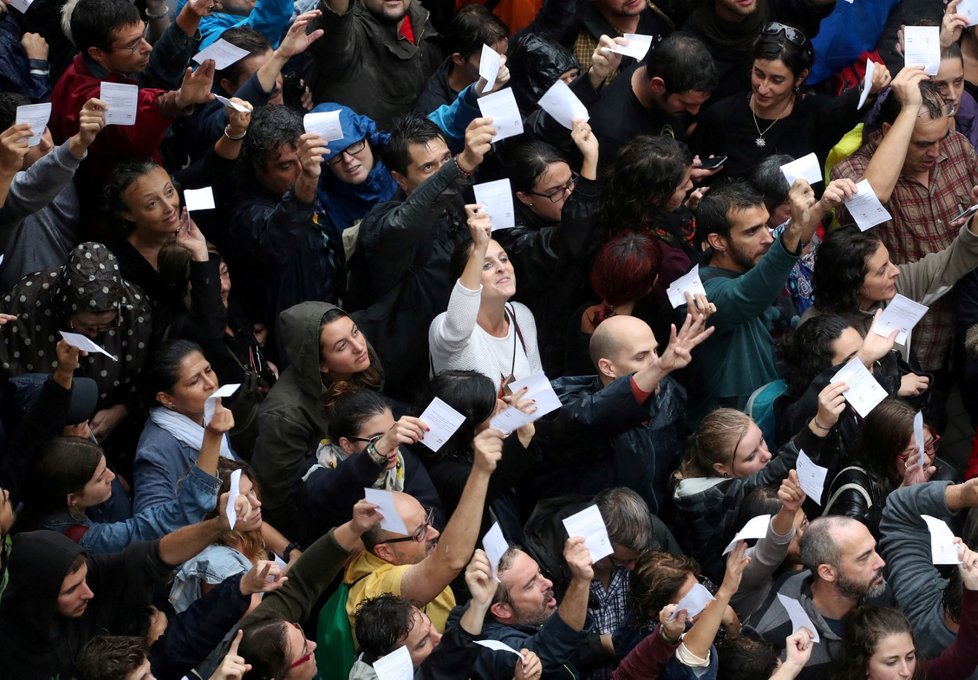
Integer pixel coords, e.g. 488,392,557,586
287,622,314,670
346,432,384,446
527,173,578,203
761,22,807,46
380,507,434,544
68,314,122,335
326,138,368,166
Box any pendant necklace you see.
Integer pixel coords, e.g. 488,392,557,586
750,94,794,148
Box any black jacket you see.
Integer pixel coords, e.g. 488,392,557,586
495,178,600,375
306,0,442,130
0,531,171,679
349,159,471,400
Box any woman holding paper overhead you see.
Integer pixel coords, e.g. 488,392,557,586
428,203,543,388
689,23,891,179
0,241,152,443
670,382,843,583
823,398,958,538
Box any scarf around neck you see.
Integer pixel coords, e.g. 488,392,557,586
149,407,235,460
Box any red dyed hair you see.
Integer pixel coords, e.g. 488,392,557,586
588,233,663,327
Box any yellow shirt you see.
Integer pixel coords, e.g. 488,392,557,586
344,549,456,644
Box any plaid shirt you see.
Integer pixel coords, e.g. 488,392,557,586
588,568,631,680
831,131,978,369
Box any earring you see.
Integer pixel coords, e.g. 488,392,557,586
722,472,730,478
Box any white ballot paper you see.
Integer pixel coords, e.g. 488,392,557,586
489,371,562,432
510,371,562,416
364,487,409,535
777,594,820,643
922,515,961,564
611,33,653,61
16,103,51,147
858,59,876,110
373,645,414,680
483,522,508,579
796,449,828,506
723,514,771,555
779,152,822,186
831,356,888,418
100,82,138,126
845,179,892,231
475,640,525,659
904,26,941,75
914,410,926,469
303,110,344,142
473,178,516,230
477,88,524,142
479,44,501,93
59,331,118,361
204,383,240,426
873,294,928,345
667,264,708,308
193,38,250,70
959,0,978,26
6,0,33,13
226,468,242,529
537,78,590,130
563,504,614,562
418,397,466,452
673,583,715,619
184,187,215,212
214,94,252,112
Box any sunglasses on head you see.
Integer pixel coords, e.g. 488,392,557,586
761,22,807,46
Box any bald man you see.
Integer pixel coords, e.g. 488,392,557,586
529,311,712,516
343,429,503,640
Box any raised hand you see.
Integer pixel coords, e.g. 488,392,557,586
175,208,209,260
239,560,288,595
465,549,499,606
514,649,542,680
276,10,325,59
657,309,715,373
351,497,383,534
373,416,428,467
298,132,329,179
778,470,806,515
177,60,216,107
457,117,496,174
684,291,716,326
898,372,930,397
563,536,594,582
589,34,623,88
473,428,505,474
859,310,898,366
209,629,251,680
718,540,750,598
205,400,235,435
813,381,847,432
0,123,31,175
465,203,493,247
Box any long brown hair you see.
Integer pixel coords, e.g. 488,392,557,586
213,459,267,563
319,308,384,414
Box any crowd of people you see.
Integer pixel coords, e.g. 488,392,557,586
4,0,978,678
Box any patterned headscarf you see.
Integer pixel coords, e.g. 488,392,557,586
54,242,125,315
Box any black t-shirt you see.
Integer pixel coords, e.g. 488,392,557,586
588,63,690,168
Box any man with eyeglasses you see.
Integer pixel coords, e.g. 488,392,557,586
832,69,978,414
49,0,219,223
342,426,504,642
680,0,836,103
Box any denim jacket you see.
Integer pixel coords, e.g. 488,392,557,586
41,464,221,554
170,544,253,613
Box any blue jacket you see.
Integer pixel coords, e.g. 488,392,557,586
176,0,291,48
41,464,220,553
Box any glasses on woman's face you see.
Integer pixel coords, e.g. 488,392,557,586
900,433,941,461
347,432,384,446
68,314,122,335
528,173,579,203
761,21,807,46
287,622,314,670
380,506,434,544
326,138,368,166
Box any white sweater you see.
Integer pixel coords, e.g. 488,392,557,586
428,280,543,384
